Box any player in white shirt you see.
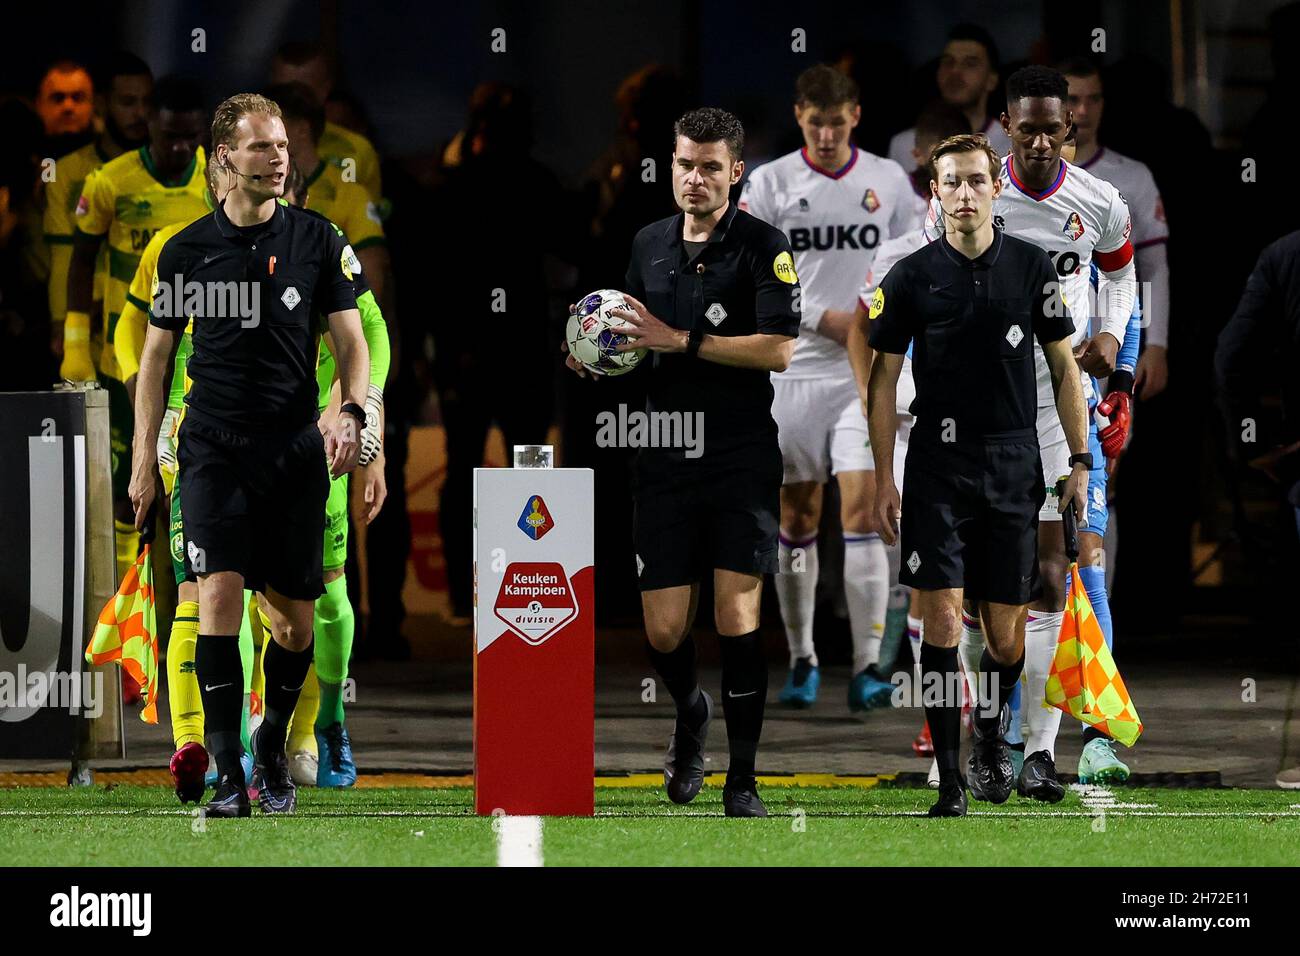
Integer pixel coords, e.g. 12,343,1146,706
1062,58,1170,399
924,67,1138,800
887,25,1011,174
739,65,920,710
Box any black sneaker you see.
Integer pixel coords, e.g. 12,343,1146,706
204,774,251,818
664,691,712,805
927,772,967,817
1017,749,1065,803
251,726,297,814
967,704,1014,804
722,778,768,817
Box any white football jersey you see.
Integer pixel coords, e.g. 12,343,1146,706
741,145,921,381
1076,147,1166,251
925,155,1133,405
887,117,1010,172
859,227,928,416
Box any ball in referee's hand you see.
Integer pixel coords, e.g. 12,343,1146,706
565,289,648,376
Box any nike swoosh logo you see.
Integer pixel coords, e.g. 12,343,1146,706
204,682,233,691
203,254,219,264
652,257,668,265
727,690,759,698
929,284,948,293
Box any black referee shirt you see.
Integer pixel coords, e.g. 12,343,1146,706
869,228,1073,441
624,201,800,460
149,198,357,434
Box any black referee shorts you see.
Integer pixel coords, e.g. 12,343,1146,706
899,430,1044,606
632,445,781,592
176,417,329,601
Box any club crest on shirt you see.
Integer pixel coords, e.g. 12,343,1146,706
1063,211,1085,241
862,188,880,213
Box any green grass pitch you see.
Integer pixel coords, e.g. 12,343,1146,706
2,785,1298,866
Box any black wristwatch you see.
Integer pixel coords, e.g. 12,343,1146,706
685,327,705,358
1069,452,1094,470
341,402,366,425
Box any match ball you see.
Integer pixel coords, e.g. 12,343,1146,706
565,289,648,377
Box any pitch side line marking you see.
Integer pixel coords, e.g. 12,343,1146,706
496,815,543,866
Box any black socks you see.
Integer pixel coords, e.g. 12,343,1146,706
977,647,1024,735
260,637,315,753
646,635,707,729
920,642,962,776
719,630,767,787
195,635,244,784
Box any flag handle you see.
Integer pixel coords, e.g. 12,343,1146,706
139,498,159,548
1056,478,1079,562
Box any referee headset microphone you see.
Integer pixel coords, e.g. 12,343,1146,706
221,154,263,181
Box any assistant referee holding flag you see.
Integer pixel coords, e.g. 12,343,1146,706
129,93,370,817
865,134,1088,817
565,107,799,817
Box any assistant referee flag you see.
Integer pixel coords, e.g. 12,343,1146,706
86,544,159,724
1045,563,1142,747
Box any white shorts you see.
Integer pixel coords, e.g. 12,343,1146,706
773,377,874,484
1036,403,1071,522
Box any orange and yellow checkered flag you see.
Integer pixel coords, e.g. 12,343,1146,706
85,543,160,724
1044,562,1142,746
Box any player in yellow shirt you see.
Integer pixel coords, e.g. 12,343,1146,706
45,53,153,345
64,75,209,585
269,41,384,205
267,82,389,308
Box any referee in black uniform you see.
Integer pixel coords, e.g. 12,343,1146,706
128,93,369,818
564,108,799,817
864,134,1088,817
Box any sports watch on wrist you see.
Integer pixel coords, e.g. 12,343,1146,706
341,402,366,425
686,327,705,358
1069,452,1094,470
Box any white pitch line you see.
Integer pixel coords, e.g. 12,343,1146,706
496,815,543,866
1,809,1298,821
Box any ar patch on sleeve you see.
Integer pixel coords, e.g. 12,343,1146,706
868,285,885,319
341,243,361,280
773,250,798,285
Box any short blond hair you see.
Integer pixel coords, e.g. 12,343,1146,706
211,92,282,150
929,132,1001,182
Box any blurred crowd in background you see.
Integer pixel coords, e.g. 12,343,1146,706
0,1,1296,655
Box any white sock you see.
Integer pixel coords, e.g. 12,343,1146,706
776,531,819,667
1023,610,1065,757
958,608,985,705
906,614,923,703
844,532,889,674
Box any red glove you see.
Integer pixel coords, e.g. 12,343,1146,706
1096,391,1132,460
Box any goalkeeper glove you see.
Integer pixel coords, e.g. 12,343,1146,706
1095,391,1132,460
359,383,383,465
60,310,98,382
157,407,180,495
